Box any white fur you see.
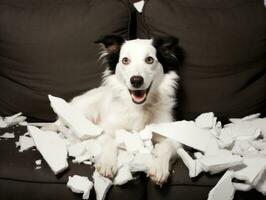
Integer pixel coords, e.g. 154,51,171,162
69,39,181,183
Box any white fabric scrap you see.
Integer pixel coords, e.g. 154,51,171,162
0,132,15,139
67,175,93,200
17,135,35,152
28,126,68,175
48,95,103,140
93,171,112,200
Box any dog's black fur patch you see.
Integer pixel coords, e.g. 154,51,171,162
95,35,125,74
152,36,183,73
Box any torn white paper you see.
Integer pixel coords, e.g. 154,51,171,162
134,0,144,13
17,135,35,152
93,171,112,200
49,95,103,140
35,159,42,165
195,112,215,129
0,132,15,139
71,140,102,163
117,150,134,168
208,171,235,200
68,142,87,158
229,113,261,124
113,165,133,185
148,121,215,152
35,166,41,170
28,126,68,174
199,152,243,174
129,153,153,172
234,157,266,184
177,148,203,178
253,167,266,195
0,113,27,128
67,175,93,200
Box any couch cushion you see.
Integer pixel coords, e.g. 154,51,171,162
0,125,147,200
138,0,266,122
0,0,135,121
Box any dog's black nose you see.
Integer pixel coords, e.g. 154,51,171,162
130,76,144,88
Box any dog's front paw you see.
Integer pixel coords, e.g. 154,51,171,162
95,154,117,179
148,157,170,186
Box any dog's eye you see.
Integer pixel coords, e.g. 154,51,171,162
145,56,154,64
122,57,130,65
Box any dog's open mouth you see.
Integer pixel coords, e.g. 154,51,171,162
129,84,152,104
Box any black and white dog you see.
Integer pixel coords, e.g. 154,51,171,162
70,35,183,185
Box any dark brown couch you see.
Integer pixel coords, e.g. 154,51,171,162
0,0,265,199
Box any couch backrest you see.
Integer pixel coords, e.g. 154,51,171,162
138,0,266,122
0,0,134,121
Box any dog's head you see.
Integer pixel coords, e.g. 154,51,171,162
96,35,182,105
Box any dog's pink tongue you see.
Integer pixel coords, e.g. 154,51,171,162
131,90,146,103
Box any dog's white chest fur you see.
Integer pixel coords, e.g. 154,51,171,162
70,70,178,135
99,100,150,133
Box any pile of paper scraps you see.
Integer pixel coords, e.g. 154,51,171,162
0,95,265,200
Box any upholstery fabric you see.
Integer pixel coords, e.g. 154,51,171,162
0,0,135,121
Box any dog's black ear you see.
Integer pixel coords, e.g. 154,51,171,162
95,35,125,74
152,36,183,72
95,35,125,54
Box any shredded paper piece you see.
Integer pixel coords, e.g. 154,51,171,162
67,175,93,200
133,0,144,13
0,113,26,128
28,126,68,175
48,95,103,139
17,135,35,152
0,132,15,139
93,171,113,200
